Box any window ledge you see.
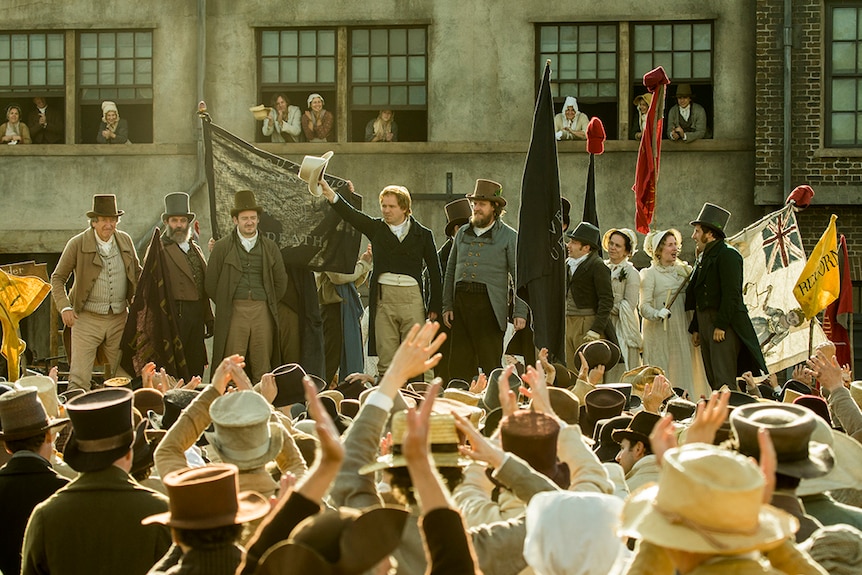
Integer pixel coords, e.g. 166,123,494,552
0,143,197,156
814,148,862,158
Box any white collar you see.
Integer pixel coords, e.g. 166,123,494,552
95,233,115,255
387,217,410,239
237,228,259,251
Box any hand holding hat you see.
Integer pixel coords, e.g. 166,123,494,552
298,151,334,197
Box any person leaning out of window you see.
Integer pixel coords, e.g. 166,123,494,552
1,104,32,145
262,93,302,143
365,109,398,142
301,93,333,143
96,100,129,144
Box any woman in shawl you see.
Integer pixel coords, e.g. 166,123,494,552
301,93,334,142
1,104,32,144
96,100,129,144
365,109,398,142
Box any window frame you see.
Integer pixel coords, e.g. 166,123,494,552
824,1,862,148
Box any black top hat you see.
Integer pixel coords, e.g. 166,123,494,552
64,388,135,472
665,398,697,421
690,203,731,239
162,192,195,222
482,368,522,411
593,414,633,462
566,222,601,250
611,410,661,448
573,340,621,372
149,389,200,431
86,194,124,218
336,378,370,400
481,407,504,438
730,403,834,479
270,364,326,408
580,387,627,438
444,198,472,237
597,383,636,410
231,190,263,218
465,179,506,207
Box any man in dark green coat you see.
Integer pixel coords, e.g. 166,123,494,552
685,203,767,390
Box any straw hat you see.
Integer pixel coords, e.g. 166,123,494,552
142,463,270,529
443,388,481,407
103,376,131,389
359,411,470,474
430,397,483,427
620,444,798,553
205,391,283,470
15,374,60,418
299,151,334,197
0,387,68,441
249,104,271,121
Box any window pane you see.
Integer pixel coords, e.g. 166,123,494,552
390,85,407,105
11,61,27,85
832,112,855,144
579,26,597,52
633,25,652,51
579,53,597,79
693,24,711,50
299,30,317,56
138,87,153,99
118,87,135,99
654,53,673,75
261,31,279,56
261,57,278,82
833,8,858,41
135,32,152,57
352,57,369,82
692,52,711,78
408,85,426,105
408,28,425,54
390,55,407,82
634,53,653,78
47,34,63,58
117,32,134,58
832,42,856,73
371,85,388,105
408,55,425,81
390,29,407,54
100,87,117,100
98,33,116,58
81,33,97,59
281,31,298,56
561,26,578,52
298,57,316,82
29,60,45,85
580,82,598,98
599,82,616,97
559,53,577,78
353,29,369,55
598,26,616,52
371,29,388,55
118,59,134,84
857,78,862,109
99,59,115,84
833,78,856,111
540,26,558,53
278,58,297,83
674,52,692,79
47,60,63,84
857,112,862,141
674,25,692,50
0,62,9,85
12,34,28,59
598,53,615,78
353,86,369,105
318,57,335,83
318,30,336,56
0,36,9,60
135,58,151,84
29,35,46,59
370,56,388,82
654,26,672,51
81,60,97,84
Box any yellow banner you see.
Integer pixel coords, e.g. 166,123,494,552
793,214,839,320
0,269,51,381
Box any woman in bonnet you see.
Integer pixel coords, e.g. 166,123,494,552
602,228,642,382
96,100,129,144
301,93,333,142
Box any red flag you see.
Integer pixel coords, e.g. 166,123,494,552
633,67,670,234
823,234,853,367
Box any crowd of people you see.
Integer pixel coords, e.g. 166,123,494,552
0,177,859,574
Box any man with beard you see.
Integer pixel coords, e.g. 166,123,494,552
443,179,528,380
159,193,214,377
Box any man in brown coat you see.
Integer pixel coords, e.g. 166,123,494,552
158,193,213,377
50,195,142,391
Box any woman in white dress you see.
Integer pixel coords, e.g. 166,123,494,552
639,229,708,398
603,228,641,383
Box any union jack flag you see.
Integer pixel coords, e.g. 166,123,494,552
761,211,805,273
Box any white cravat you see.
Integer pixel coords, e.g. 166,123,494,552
237,228,258,252
177,240,190,253
679,105,691,121
95,234,115,256
388,218,410,241
567,253,588,276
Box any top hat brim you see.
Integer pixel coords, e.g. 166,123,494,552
230,206,262,218
144,490,271,529
689,219,726,238
63,428,135,473
161,212,195,223
86,209,124,218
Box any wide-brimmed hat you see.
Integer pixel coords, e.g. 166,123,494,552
299,151,335,197
15,374,60,418
359,411,470,474
690,203,731,239
103,376,131,389
482,367,523,411
602,228,638,255
64,388,135,472
249,104,271,121
797,416,862,496
86,194,124,218
268,363,327,408
134,388,165,417
792,394,831,424
611,410,661,448
465,179,506,207
675,83,693,98
593,414,633,462
256,506,409,575
205,391,284,470
500,410,570,488
730,403,834,479
580,388,627,438
0,387,68,441
143,463,270,529
444,198,472,237
162,192,195,222
547,387,580,425
231,190,263,218
620,444,798,554
443,388,481,407
566,221,601,250
597,382,639,411
573,339,621,372
340,399,360,419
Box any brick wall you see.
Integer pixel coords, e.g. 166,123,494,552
756,0,862,281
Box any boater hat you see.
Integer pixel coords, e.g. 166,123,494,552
690,203,731,239
64,388,136,472
162,192,195,222
86,194,124,218
0,387,68,441
299,151,334,197
465,179,506,206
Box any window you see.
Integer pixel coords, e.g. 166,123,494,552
78,31,153,143
256,26,428,143
538,24,618,137
0,32,65,131
826,3,862,147
349,27,427,142
632,22,713,139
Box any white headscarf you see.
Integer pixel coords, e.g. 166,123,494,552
524,491,630,575
563,96,579,114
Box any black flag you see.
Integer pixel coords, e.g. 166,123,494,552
515,61,566,363
583,154,602,257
